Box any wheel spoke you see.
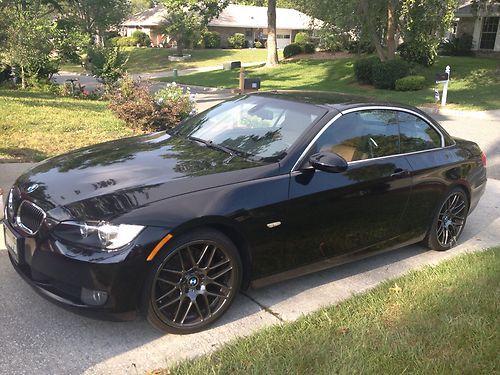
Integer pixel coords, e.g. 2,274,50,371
209,258,230,271
205,246,217,268
203,294,211,316
211,266,233,280
173,297,185,323
181,301,193,324
193,299,204,321
207,278,228,289
156,286,179,302
159,296,181,310
178,251,186,272
186,246,197,268
161,268,182,275
206,291,229,300
197,244,210,265
157,277,178,287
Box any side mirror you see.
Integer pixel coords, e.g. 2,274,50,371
309,152,348,173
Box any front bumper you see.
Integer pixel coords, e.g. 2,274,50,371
3,219,167,319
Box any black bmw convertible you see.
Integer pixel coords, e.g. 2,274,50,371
3,91,486,333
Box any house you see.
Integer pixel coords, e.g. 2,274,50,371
121,4,320,48
455,2,500,51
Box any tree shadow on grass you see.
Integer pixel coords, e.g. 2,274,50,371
0,147,47,162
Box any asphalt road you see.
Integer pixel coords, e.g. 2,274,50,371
0,102,499,374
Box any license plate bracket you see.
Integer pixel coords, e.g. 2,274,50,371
3,224,23,264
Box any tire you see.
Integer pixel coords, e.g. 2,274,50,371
424,187,469,251
143,228,242,334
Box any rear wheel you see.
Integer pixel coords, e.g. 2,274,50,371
143,228,242,334
425,188,469,251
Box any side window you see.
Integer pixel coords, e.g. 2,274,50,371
315,110,400,162
399,112,441,153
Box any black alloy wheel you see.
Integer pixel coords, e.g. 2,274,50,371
144,229,242,334
426,188,469,251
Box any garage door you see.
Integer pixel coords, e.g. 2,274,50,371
276,30,292,49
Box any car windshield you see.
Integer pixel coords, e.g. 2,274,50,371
174,95,327,162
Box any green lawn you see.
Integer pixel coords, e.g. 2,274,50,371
61,48,282,74
158,55,500,110
0,90,133,161
165,247,499,374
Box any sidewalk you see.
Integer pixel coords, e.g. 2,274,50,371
54,61,264,91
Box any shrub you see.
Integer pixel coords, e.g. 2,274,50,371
203,31,221,48
347,40,375,54
84,47,128,84
228,33,246,49
440,34,474,56
254,41,264,48
131,30,151,47
372,59,410,89
108,77,195,132
353,56,379,84
303,42,315,54
294,32,310,45
283,43,303,58
395,75,426,91
318,30,348,52
110,36,136,47
398,40,438,67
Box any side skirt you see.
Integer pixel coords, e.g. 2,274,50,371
250,235,425,289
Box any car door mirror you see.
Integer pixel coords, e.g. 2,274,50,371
309,152,348,173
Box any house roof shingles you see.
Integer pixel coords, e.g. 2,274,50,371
122,4,319,30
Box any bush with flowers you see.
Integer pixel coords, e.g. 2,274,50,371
108,75,196,132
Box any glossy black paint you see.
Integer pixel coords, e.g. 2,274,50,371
3,91,487,319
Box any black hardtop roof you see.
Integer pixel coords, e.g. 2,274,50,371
250,90,420,113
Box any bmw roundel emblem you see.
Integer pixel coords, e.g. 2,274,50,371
26,183,39,193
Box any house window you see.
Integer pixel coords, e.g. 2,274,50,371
480,17,499,50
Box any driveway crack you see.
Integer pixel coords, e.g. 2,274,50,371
241,292,284,322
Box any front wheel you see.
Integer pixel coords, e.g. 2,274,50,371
425,188,469,251
143,228,242,334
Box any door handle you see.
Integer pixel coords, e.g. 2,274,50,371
390,168,409,178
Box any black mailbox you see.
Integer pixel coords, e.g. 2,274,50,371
435,72,449,82
243,78,261,90
223,61,241,70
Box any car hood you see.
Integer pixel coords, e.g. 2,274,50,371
15,132,270,221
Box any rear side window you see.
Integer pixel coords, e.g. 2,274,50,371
315,110,400,162
398,112,441,153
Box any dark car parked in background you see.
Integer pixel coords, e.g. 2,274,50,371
3,91,487,333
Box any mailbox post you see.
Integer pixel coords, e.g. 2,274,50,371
435,65,451,107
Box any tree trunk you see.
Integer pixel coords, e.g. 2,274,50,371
360,0,386,61
20,65,26,89
386,0,396,60
176,36,183,56
266,0,279,67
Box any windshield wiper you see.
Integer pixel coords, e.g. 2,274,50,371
188,136,235,157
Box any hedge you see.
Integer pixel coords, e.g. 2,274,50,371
372,59,410,89
395,75,426,91
284,43,302,58
353,56,378,84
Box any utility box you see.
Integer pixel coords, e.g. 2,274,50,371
243,78,261,90
223,61,241,70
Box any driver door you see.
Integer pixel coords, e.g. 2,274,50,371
284,109,414,271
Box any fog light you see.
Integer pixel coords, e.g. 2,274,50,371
80,287,108,306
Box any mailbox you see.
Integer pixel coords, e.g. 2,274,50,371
223,61,242,70
435,72,449,82
243,78,261,90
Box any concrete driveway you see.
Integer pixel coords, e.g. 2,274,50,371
0,107,499,374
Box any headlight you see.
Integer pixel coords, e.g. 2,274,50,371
54,221,145,251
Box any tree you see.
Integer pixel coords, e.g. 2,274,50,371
294,0,459,63
399,0,457,66
159,0,228,56
130,0,156,15
66,0,130,45
266,0,279,66
0,1,61,87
